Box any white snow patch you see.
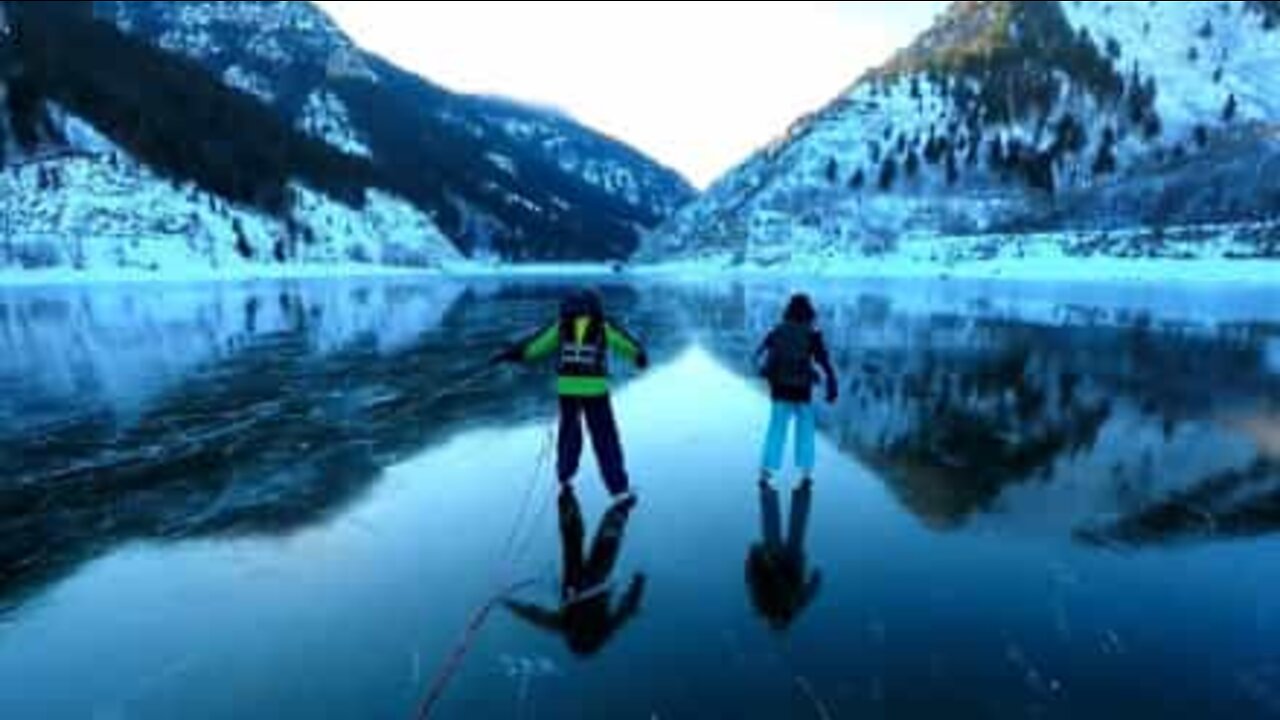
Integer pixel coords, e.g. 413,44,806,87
50,104,119,156
289,187,461,269
325,46,379,84
1061,0,1280,134
647,250,1280,285
223,65,275,103
158,28,220,59
296,90,372,159
453,262,621,279
649,1,1280,269
246,33,291,65
1,151,279,274
643,223,1280,286
486,153,517,176
0,263,454,288
1,112,461,281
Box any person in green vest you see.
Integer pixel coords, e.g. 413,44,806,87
493,290,648,503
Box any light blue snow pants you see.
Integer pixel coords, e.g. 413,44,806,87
760,402,816,475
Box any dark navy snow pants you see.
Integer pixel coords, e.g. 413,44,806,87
558,396,629,496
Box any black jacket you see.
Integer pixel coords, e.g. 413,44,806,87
757,324,839,404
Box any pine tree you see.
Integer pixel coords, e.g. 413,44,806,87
1106,37,1122,60
878,157,898,191
1193,124,1209,148
233,220,254,260
988,137,1007,171
1142,114,1162,140
1093,136,1117,176
924,136,943,165
1021,152,1055,194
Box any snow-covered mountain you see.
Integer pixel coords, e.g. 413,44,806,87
0,0,461,276
93,0,696,262
644,1,1280,270
0,110,461,274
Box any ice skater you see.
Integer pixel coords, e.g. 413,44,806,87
493,290,649,504
755,293,839,488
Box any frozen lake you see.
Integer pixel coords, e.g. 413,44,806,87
1,277,1278,719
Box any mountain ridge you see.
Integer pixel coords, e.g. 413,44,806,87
644,0,1280,271
94,0,696,261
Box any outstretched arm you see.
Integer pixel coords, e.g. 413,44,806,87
493,322,559,365
606,322,648,369
522,323,562,362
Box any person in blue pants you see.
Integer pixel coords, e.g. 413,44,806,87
756,294,839,488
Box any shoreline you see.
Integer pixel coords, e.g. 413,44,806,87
635,256,1280,286
0,263,459,289
1,256,1277,288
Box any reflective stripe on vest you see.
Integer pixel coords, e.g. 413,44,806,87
558,318,607,377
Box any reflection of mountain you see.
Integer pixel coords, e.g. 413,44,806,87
0,281,686,616
0,282,467,434
1079,460,1280,548
685,282,1280,541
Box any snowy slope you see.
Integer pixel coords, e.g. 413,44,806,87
644,1,1280,271
297,89,372,159
95,0,695,261
0,109,461,276
0,2,464,279
469,96,691,220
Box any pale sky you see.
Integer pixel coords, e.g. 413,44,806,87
315,1,948,187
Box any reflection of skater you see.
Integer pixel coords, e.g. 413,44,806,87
504,490,646,656
747,482,821,630
756,294,839,486
493,290,648,502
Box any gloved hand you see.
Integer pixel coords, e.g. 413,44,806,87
825,383,840,405
635,351,650,371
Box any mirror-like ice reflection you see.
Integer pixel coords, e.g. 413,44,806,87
0,278,1277,719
